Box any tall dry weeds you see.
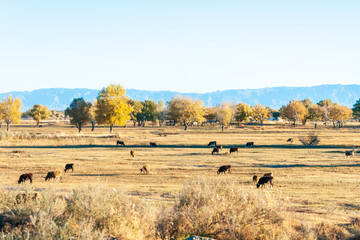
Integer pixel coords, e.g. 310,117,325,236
0,181,356,240
0,185,156,240
156,178,289,239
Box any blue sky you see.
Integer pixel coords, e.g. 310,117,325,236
0,1,359,93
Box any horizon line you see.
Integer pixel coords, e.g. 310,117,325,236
0,83,359,95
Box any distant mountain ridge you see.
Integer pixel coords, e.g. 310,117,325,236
0,84,359,111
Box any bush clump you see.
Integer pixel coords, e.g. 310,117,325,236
156,178,287,239
299,132,320,146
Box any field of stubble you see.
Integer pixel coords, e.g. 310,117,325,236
1,122,360,227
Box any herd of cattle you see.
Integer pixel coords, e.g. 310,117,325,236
16,139,356,191
18,163,74,185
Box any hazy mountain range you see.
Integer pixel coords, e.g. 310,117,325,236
0,84,359,111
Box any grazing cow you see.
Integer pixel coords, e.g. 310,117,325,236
64,163,74,173
212,147,220,155
208,141,217,146
229,147,239,154
16,193,38,204
345,151,355,157
252,175,258,184
217,165,231,174
345,147,356,158
116,140,125,146
150,142,157,147
140,165,149,174
45,171,61,181
257,176,274,188
18,173,33,184
130,150,135,157
246,142,254,147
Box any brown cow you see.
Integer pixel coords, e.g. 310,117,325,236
130,150,135,157
16,193,38,204
140,165,149,174
64,163,74,173
252,175,258,184
18,173,33,184
217,165,231,174
229,147,239,154
45,171,61,181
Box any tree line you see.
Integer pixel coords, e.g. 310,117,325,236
0,83,359,132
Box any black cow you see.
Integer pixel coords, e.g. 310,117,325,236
229,147,239,154
217,165,231,174
18,173,33,184
257,176,274,188
208,141,217,146
246,142,254,147
64,163,74,173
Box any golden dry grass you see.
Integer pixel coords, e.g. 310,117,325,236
1,121,360,238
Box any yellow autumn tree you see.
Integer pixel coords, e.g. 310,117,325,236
95,84,133,133
0,95,22,131
167,96,205,130
215,103,232,131
28,104,50,126
89,101,97,131
328,104,352,128
308,105,326,128
251,104,269,125
280,100,308,127
203,106,217,126
235,103,252,124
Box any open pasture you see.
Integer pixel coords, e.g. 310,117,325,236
1,122,360,226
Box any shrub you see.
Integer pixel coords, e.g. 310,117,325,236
0,185,156,240
155,178,287,239
314,222,350,240
299,132,320,146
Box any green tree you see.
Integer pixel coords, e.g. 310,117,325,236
352,99,360,121
235,103,252,124
95,84,133,133
28,104,50,126
0,95,22,131
129,99,143,126
65,98,92,133
138,100,157,127
167,96,205,130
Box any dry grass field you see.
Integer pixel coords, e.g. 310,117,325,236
1,121,360,239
